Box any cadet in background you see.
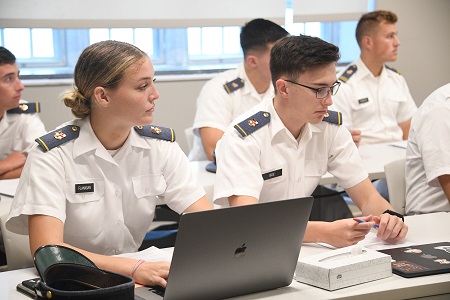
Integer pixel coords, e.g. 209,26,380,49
189,18,289,162
331,10,417,146
0,46,46,179
330,10,417,200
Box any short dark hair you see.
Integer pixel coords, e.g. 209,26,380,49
0,46,16,65
355,10,398,47
240,18,289,57
270,35,340,89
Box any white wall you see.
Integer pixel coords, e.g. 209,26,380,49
377,0,450,103
22,0,450,154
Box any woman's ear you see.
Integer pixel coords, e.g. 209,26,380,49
93,86,109,108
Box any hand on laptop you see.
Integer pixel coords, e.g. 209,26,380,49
132,261,170,288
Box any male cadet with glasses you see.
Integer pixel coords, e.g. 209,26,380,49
0,46,45,265
188,18,289,163
213,35,408,248
330,10,417,199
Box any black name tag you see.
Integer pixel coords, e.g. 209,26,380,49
75,183,94,193
358,97,369,104
262,169,282,181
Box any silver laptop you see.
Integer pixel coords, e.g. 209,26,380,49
135,197,314,300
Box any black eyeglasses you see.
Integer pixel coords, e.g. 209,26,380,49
285,80,341,99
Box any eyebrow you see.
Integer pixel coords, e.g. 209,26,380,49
0,72,17,80
138,76,153,82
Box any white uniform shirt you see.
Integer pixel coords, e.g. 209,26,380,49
331,58,417,145
6,117,205,255
406,83,450,214
213,98,368,206
0,100,46,159
189,63,274,160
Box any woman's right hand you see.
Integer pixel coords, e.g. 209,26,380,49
133,261,171,288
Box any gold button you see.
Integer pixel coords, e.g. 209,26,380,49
46,291,52,298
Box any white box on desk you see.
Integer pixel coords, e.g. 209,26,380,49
294,246,392,291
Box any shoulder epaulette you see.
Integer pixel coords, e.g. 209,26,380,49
323,110,343,126
234,111,270,138
385,64,401,75
7,102,41,114
35,125,80,152
223,77,244,94
338,65,357,83
134,125,175,142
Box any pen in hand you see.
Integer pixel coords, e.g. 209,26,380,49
353,218,379,229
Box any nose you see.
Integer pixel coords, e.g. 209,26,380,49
322,93,333,106
394,35,400,46
150,86,160,101
16,78,25,92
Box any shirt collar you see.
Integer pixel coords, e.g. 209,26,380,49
238,63,274,98
356,57,393,81
73,118,152,161
265,98,320,144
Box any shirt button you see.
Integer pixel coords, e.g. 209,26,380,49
115,250,120,254
318,169,322,174
297,177,302,182
145,187,150,194
115,190,120,196
117,219,122,224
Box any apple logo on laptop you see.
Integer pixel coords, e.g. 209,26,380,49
234,243,247,258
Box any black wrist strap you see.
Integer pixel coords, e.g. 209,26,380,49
383,209,404,222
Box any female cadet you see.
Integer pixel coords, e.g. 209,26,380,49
6,40,212,287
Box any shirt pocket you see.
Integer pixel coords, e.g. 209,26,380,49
305,159,327,190
260,164,287,201
132,173,167,199
65,179,105,237
350,94,373,111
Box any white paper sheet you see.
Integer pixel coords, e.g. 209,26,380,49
388,140,407,149
115,246,173,262
0,178,20,197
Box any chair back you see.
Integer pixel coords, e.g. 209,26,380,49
0,195,34,270
184,127,194,153
384,158,406,215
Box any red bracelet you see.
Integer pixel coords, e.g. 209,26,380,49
130,259,145,278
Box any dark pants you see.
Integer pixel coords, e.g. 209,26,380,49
309,185,353,222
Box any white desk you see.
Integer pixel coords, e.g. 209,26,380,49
319,142,406,185
1,212,449,299
191,142,407,193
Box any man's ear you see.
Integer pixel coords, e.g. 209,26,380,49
275,79,289,98
362,35,372,51
93,86,109,108
246,54,258,68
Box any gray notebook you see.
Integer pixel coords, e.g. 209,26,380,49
135,197,314,300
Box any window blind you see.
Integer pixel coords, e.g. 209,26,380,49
292,0,370,22
0,0,286,28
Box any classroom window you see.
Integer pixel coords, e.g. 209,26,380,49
0,21,359,79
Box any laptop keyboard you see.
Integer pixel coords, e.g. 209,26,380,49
149,285,166,297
